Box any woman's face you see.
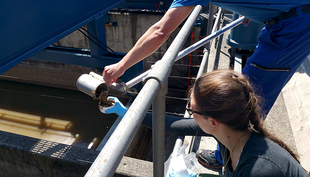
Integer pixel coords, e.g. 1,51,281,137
189,96,213,134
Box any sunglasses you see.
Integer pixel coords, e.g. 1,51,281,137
186,99,209,117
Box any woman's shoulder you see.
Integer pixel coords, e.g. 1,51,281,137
242,132,292,162
237,132,308,177
244,132,290,157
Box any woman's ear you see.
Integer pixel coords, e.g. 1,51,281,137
209,117,220,132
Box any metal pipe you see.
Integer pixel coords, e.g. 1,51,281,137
84,5,203,177
161,7,231,176
85,79,160,177
164,5,216,161
205,3,216,49
183,6,222,156
211,7,222,34
197,48,210,79
76,73,109,99
152,80,168,177
144,5,203,176
124,16,245,89
125,71,147,89
210,7,222,48
177,16,245,60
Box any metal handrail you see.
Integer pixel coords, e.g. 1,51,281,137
85,5,245,176
112,15,245,93
84,5,204,177
187,5,223,154
165,5,243,176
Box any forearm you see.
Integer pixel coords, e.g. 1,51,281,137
102,6,194,85
117,23,170,71
117,6,194,72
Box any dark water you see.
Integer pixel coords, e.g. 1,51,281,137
0,79,126,148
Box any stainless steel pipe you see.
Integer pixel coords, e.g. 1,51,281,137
84,5,204,177
76,72,109,99
123,16,245,89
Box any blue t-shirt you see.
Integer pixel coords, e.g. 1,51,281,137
170,0,309,22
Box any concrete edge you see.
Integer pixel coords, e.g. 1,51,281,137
282,55,310,172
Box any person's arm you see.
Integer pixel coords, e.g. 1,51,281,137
102,6,194,85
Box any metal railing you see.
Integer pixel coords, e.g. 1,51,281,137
186,5,223,154
85,5,204,177
109,9,244,93
84,4,245,177
165,5,223,175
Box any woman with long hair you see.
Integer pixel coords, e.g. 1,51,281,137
102,69,309,176
187,69,308,176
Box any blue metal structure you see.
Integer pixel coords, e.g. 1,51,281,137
1,0,172,77
0,0,175,82
117,0,173,11
0,0,127,74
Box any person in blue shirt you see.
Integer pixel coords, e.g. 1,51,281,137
102,0,310,170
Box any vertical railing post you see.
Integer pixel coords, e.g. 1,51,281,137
205,3,216,49
152,79,168,177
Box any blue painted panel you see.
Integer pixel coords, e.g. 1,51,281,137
117,0,173,11
0,0,125,74
30,47,143,86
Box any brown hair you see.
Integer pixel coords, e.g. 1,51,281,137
192,69,300,162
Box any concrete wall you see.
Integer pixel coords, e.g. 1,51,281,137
0,130,155,177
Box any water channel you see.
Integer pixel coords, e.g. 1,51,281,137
0,79,127,149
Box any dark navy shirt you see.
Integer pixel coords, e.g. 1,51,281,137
169,0,309,22
219,132,309,177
